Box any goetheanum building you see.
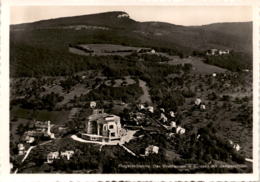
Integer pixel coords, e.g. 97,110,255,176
81,109,122,142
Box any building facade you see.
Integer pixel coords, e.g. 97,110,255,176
81,109,122,142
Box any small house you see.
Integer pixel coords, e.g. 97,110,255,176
145,145,159,156
176,126,185,135
195,98,202,106
18,144,25,155
147,106,154,113
170,121,176,128
169,111,175,118
90,101,97,109
200,104,206,110
60,151,74,160
47,152,60,163
160,113,168,123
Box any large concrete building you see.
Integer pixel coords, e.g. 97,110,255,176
81,109,122,142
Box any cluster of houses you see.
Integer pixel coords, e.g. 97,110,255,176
17,143,26,155
206,49,230,56
229,140,241,152
194,98,206,110
117,13,130,19
47,150,75,163
17,120,56,156
135,103,186,135
22,120,55,143
144,145,159,156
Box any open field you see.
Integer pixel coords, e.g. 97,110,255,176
11,107,70,125
160,56,227,74
69,44,147,56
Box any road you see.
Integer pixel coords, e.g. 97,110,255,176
119,144,137,156
245,158,253,163
138,79,152,104
14,139,54,174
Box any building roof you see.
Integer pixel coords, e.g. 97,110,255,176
88,113,120,124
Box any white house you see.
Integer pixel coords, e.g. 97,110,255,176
234,144,241,151
160,113,168,123
138,104,145,110
176,126,185,134
18,144,25,155
25,136,35,144
60,151,75,160
145,145,159,156
200,104,206,110
160,108,165,113
90,101,97,109
170,121,176,128
147,106,154,113
47,152,60,163
150,49,156,54
117,13,130,18
195,98,202,106
169,111,175,118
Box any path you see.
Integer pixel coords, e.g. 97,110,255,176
245,158,253,163
14,139,55,174
138,79,152,104
21,146,35,163
119,144,137,156
71,130,137,146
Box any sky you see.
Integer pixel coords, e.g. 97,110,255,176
11,6,252,26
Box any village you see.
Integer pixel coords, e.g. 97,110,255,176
9,42,253,173
11,90,247,173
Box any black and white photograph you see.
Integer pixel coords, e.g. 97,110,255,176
7,4,257,176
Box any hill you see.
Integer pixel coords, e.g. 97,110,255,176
10,11,252,77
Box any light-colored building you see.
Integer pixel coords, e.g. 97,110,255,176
60,151,75,160
145,145,159,156
82,109,122,142
206,49,230,56
169,111,175,118
18,143,25,155
137,104,145,110
90,101,97,109
117,13,130,18
147,106,154,113
176,126,185,135
47,151,75,163
195,98,202,106
47,152,60,163
150,49,156,54
25,136,35,144
160,113,168,123
200,104,206,110
234,144,241,151
170,121,176,128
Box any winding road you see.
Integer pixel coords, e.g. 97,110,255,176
138,79,152,104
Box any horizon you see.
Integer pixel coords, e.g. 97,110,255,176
11,6,252,26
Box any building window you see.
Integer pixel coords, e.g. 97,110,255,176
111,132,115,137
109,125,114,129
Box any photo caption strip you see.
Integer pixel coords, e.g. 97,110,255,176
0,0,260,182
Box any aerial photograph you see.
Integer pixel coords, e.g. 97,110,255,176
9,6,253,173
